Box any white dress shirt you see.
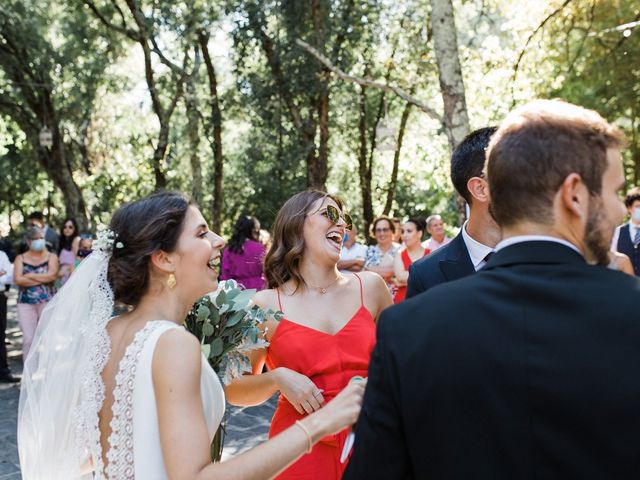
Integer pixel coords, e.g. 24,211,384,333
611,222,640,251
461,221,494,271
495,235,583,256
339,242,368,274
0,250,12,288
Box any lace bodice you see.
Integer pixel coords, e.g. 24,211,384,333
95,321,225,479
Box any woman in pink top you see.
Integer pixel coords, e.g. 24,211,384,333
220,215,266,290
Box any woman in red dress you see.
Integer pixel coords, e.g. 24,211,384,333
225,190,392,479
393,218,430,303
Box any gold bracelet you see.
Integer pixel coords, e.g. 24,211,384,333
294,420,313,454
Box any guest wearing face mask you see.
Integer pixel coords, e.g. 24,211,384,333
13,227,59,360
611,187,640,276
76,235,94,263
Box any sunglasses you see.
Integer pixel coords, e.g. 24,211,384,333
320,205,353,231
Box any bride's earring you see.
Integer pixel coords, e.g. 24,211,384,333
167,273,177,289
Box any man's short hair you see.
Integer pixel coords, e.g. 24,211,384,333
624,187,640,208
450,127,497,204
487,99,625,228
27,211,44,222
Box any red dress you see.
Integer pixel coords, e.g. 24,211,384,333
393,248,430,303
265,274,376,479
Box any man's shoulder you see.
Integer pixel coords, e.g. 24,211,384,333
412,234,463,271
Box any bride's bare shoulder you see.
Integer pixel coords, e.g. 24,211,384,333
152,328,202,384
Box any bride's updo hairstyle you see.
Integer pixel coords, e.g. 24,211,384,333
108,191,191,306
264,189,343,290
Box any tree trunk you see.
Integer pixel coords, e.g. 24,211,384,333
37,121,88,230
198,32,224,233
357,84,374,243
185,80,203,207
309,0,331,191
430,0,471,220
383,102,413,216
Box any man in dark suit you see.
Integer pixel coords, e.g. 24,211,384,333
406,127,501,298
610,186,640,275
344,100,638,479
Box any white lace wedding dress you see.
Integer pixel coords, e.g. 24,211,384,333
98,320,225,479
18,254,225,480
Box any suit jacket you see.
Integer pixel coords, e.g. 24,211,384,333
44,226,59,253
405,231,474,299
344,241,640,480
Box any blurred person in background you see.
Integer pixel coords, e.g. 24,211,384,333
364,216,401,292
422,214,450,252
220,215,266,290
610,186,640,275
26,211,59,253
393,218,430,303
13,227,59,360
392,218,402,244
76,235,94,263
57,218,80,286
0,248,18,382
338,223,367,274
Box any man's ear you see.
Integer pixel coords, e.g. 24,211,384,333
150,250,175,275
559,173,589,219
467,177,489,204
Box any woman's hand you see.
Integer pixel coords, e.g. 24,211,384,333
274,367,325,415
304,378,367,440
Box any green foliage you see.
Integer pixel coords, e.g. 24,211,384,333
2,0,638,236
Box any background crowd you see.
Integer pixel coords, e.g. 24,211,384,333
2,173,639,386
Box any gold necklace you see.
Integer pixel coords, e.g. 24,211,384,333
305,275,342,294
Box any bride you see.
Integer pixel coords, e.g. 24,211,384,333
18,191,366,479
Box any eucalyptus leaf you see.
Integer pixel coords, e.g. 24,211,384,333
231,289,256,309
215,290,227,309
197,304,211,321
203,322,215,337
226,310,246,327
210,337,224,358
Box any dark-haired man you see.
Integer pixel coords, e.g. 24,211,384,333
611,186,640,275
344,100,640,479
406,127,501,298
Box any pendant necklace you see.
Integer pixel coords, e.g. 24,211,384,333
306,275,342,294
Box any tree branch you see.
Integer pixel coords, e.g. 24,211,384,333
82,0,140,41
511,0,572,102
295,39,443,123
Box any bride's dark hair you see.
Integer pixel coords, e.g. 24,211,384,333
108,191,191,306
264,189,343,290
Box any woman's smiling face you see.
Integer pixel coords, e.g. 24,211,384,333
303,197,348,263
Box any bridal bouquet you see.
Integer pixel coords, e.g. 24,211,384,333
184,279,282,461
185,279,282,385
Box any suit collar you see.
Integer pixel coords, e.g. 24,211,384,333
440,232,475,280
484,240,586,270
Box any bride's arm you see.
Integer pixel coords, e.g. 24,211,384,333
153,329,364,480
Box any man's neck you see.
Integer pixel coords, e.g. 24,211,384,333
431,234,445,243
465,209,501,248
500,222,583,252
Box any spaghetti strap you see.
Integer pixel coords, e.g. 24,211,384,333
353,273,364,307
276,288,283,311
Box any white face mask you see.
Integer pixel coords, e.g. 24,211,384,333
632,208,640,222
